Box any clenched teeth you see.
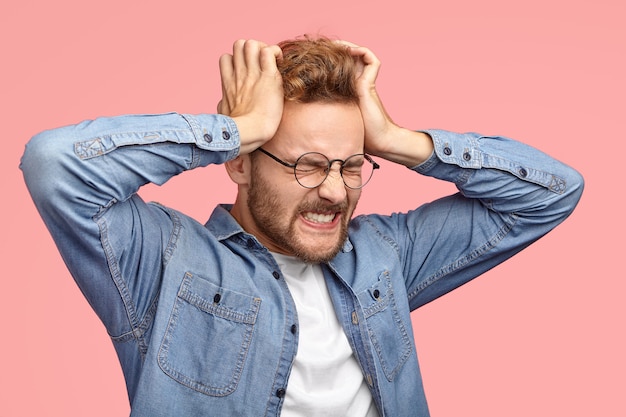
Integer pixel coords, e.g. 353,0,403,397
303,212,335,224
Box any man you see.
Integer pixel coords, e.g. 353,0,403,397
21,36,583,416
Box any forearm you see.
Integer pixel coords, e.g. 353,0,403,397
21,112,240,214
368,127,434,167
415,129,584,221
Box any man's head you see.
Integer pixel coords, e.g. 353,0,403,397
227,36,367,263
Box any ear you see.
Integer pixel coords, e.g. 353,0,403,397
225,154,252,186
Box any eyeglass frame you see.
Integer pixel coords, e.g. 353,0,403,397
256,147,380,190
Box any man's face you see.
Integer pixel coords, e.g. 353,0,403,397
246,101,365,263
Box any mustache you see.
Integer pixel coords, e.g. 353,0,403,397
298,200,349,213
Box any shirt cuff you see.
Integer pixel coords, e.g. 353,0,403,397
181,113,240,153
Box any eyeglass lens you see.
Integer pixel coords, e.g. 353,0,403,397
294,152,376,189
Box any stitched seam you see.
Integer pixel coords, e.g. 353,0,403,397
150,203,182,266
359,216,401,258
96,216,142,340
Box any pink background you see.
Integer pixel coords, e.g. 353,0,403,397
1,0,624,415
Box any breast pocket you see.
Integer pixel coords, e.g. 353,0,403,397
358,270,412,381
158,272,261,396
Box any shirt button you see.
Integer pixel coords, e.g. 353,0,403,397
213,293,221,304
443,146,452,155
463,152,471,161
222,130,231,140
272,271,280,280
291,324,297,334
276,388,286,398
518,167,528,178
203,133,213,143
373,289,380,299
351,311,359,324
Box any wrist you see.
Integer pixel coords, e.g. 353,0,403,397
231,115,277,155
369,127,434,167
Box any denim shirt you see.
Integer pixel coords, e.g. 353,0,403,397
21,112,583,416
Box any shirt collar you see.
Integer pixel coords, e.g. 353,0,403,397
205,204,244,241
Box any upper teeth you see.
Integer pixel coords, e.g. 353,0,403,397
304,212,335,223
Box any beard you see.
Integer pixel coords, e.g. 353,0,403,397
247,164,354,264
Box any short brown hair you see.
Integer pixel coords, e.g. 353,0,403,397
278,36,358,104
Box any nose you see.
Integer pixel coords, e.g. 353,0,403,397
316,164,347,203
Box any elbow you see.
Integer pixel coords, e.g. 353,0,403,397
562,166,585,218
546,164,584,225
20,129,73,207
21,131,50,198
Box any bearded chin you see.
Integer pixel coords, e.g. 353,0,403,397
247,171,352,264
287,223,349,264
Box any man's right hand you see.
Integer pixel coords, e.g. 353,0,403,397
218,39,284,155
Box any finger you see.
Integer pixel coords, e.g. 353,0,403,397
219,53,234,80
232,39,247,80
348,46,381,83
218,53,234,113
259,44,283,73
344,45,378,65
353,46,379,66
243,39,267,72
219,53,234,91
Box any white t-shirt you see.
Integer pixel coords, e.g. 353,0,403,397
272,253,379,417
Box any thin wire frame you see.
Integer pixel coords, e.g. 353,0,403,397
257,148,380,189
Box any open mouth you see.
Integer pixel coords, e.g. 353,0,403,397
302,211,337,224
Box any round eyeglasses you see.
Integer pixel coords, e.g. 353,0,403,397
257,148,380,189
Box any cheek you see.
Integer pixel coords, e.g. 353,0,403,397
347,189,362,206
279,189,310,214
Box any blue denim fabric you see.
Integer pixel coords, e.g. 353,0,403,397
21,112,583,416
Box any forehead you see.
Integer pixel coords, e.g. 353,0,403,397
269,101,365,157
